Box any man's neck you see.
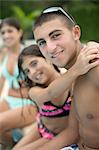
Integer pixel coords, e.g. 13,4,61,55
65,42,84,69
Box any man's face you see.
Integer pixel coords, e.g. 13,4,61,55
34,18,80,68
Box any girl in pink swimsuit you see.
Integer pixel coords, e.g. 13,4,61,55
13,44,78,150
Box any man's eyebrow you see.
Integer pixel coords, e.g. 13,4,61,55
49,29,62,36
36,29,62,43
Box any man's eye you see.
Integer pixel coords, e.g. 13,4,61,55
38,40,46,47
52,33,61,39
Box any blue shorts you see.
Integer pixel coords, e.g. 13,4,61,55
11,129,23,143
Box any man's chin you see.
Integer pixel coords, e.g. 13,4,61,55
54,63,66,68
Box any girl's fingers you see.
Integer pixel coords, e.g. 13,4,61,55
89,59,99,69
81,45,99,55
86,47,99,55
87,54,99,62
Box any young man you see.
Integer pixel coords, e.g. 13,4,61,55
33,7,99,150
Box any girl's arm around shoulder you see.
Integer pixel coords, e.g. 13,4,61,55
29,86,52,106
28,66,84,107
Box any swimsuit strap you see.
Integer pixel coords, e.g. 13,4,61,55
2,55,19,88
40,92,71,117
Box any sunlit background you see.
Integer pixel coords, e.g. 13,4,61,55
0,0,99,42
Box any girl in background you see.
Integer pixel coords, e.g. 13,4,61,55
0,18,37,149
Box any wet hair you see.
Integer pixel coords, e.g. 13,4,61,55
33,9,76,31
0,17,23,42
18,44,60,88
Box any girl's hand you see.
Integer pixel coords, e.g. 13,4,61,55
74,45,99,75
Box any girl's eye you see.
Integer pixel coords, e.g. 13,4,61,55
38,40,46,48
1,30,13,35
8,29,13,33
1,31,5,35
31,60,37,67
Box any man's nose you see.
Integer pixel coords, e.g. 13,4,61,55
47,40,57,54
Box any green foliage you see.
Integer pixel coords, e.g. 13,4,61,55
12,6,41,39
68,3,99,41
1,0,99,41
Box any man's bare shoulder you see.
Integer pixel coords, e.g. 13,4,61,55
87,65,99,88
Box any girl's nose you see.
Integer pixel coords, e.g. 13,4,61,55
29,67,37,78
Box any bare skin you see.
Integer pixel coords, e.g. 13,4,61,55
13,11,99,149
32,13,99,150
0,22,37,147
31,55,99,150
73,65,99,149
12,54,71,150
0,100,37,147
0,54,37,146
13,45,99,150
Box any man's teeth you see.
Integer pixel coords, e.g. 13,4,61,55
52,50,63,58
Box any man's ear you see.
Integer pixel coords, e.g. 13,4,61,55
72,25,81,40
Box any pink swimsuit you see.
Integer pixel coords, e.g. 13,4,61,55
37,92,71,139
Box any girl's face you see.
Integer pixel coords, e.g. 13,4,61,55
0,24,22,48
22,55,56,85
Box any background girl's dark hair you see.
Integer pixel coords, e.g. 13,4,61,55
18,44,60,88
0,17,23,42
